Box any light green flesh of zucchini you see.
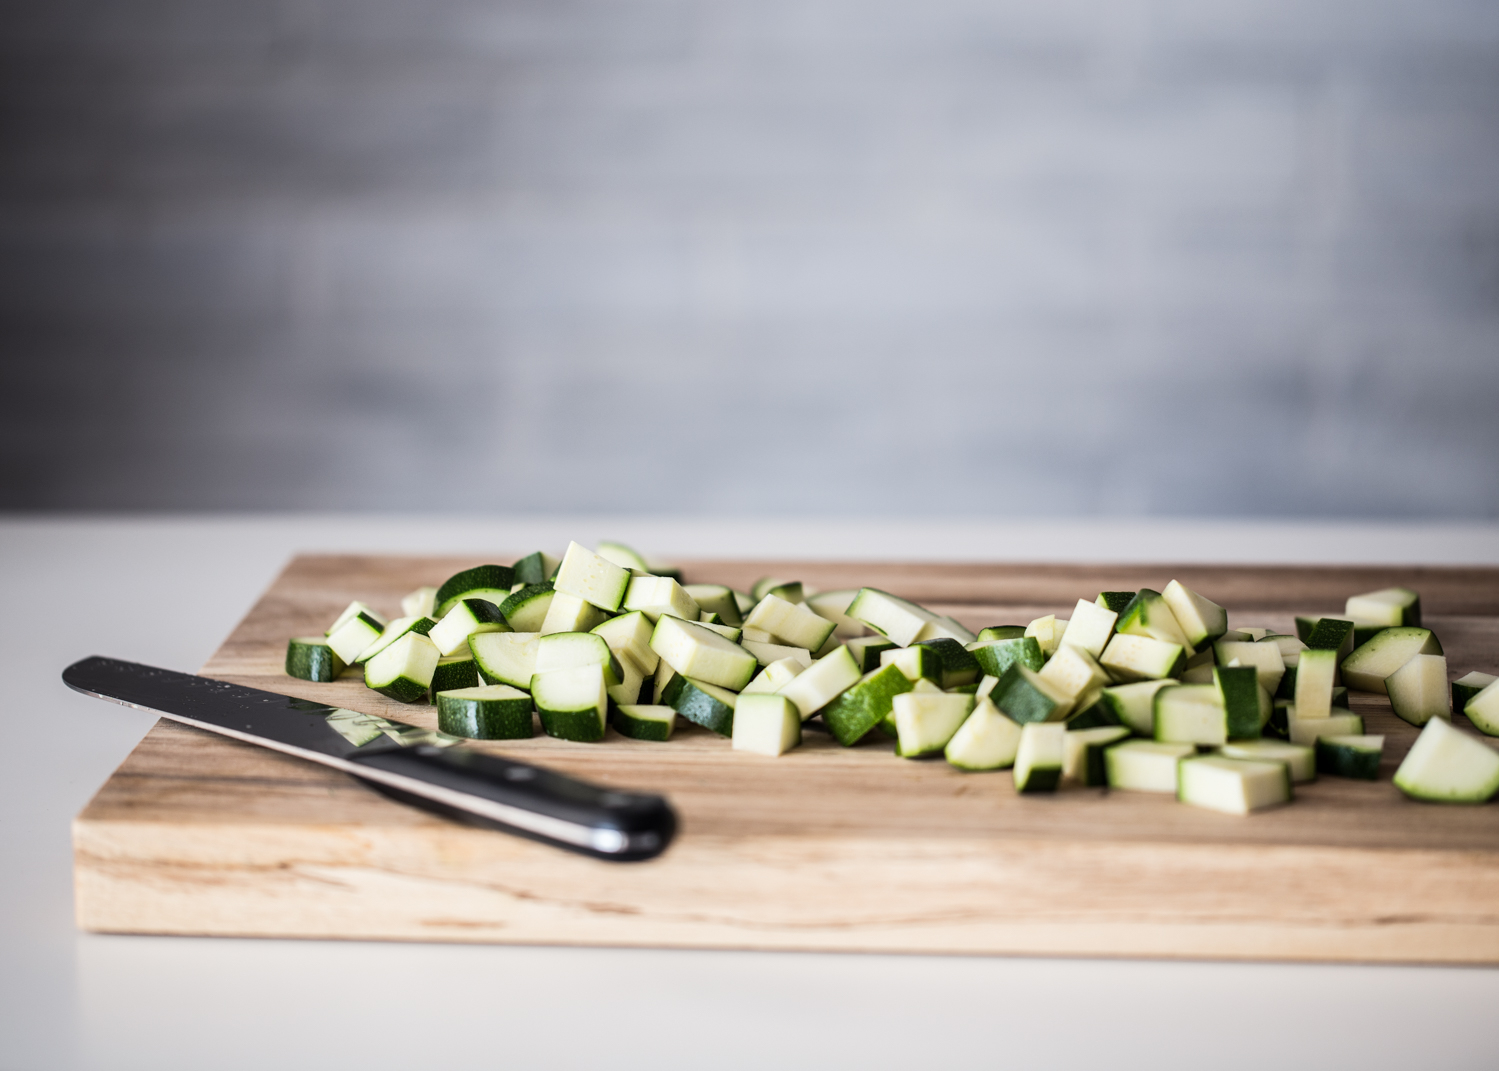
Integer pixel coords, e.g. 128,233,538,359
731,694,801,756
1341,628,1440,694
1013,723,1065,792
1178,756,1291,815
1385,653,1450,727
1394,717,1499,802
944,699,1021,770
613,704,676,742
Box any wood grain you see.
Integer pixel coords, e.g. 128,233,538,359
73,556,1499,962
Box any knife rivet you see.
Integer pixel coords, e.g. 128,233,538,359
504,767,536,782
600,792,631,808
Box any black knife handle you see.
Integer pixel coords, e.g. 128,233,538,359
347,745,677,862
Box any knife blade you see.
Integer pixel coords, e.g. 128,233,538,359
62,656,677,862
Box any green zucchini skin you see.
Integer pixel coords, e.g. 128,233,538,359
821,664,914,746
285,637,344,682
373,676,430,704
612,707,674,742
437,692,534,740
430,657,479,694
971,637,1044,679
1315,738,1381,781
536,707,606,743
661,675,736,736
435,564,517,617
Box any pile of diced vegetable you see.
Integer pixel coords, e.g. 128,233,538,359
285,541,1499,814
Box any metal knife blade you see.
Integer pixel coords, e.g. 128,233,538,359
62,656,676,862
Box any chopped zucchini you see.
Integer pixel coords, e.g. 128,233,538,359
540,592,608,636
661,675,738,736
740,656,804,695
325,610,388,665
1218,739,1316,783
1346,586,1421,629
436,684,533,740
731,694,801,756
1116,589,1191,648
553,541,630,613
285,637,345,682
893,690,975,757
742,639,813,668
498,582,555,632
364,632,440,704
881,643,940,683
595,540,652,573
434,564,516,618
535,631,624,687
621,576,700,623
1060,598,1119,658
613,703,676,742
650,615,758,691
1294,648,1339,720
1036,643,1110,702
1024,615,1068,656
1096,591,1136,614
1013,723,1066,792
778,646,861,721
1153,683,1228,746
430,652,479,694
1212,640,1286,696
1342,628,1442,694
591,610,660,675
1385,653,1451,727
844,635,896,673
846,588,938,647
683,584,744,627
1063,726,1130,786
326,600,385,638
1106,740,1194,793
974,625,1028,642
470,631,541,690
989,664,1075,724
743,593,837,652
400,587,437,619
821,664,915,746
1452,671,1498,716
1099,679,1177,736
531,664,608,742
429,598,509,657
1100,634,1185,682
1315,734,1384,780
912,637,981,688
751,577,803,603
944,698,1022,770
1214,665,1264,739
1178,756,1291,815
1287,710,1364,747
805,589,866,638
1464,678,1499,736
970,636,1045,680
357,615,436,666
1161,580,1228,651
1393,717,1499,803
511,550,561,587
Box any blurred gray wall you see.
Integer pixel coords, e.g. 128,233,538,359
2,0,1497,516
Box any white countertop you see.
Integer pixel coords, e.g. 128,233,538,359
4,515,1498,1071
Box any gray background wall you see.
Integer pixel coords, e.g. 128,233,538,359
1,0,1496,516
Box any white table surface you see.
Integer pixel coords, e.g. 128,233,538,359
5,515,1498,1071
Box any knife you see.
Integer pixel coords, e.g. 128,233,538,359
62,656,677,862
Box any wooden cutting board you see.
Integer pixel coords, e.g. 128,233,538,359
73,556,1499,963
